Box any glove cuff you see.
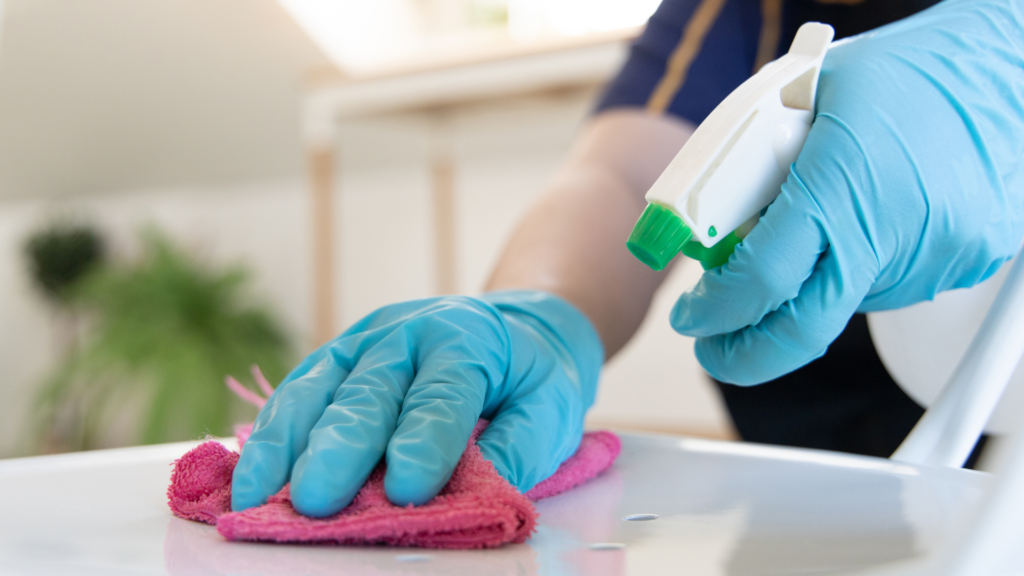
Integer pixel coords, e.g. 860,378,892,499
479,290,604,406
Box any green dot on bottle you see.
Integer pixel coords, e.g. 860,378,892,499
708,226,717,237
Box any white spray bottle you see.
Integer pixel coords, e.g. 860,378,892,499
627,22,834,270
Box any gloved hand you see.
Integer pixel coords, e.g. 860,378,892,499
230,290,603,517
671,0,1024,385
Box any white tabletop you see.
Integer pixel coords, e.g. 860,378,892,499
0,432,988,576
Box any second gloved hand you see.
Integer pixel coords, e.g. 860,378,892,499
671,0,1024,385
230,290,603,517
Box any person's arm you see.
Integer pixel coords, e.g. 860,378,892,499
487,109,695,358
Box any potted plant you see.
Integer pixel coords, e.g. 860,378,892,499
26,226,293,452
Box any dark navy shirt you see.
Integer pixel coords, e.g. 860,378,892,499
596,0,941,126
593,0,993,465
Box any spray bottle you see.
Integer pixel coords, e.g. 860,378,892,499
627,22,835,271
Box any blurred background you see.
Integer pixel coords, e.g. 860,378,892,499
0,0,733,458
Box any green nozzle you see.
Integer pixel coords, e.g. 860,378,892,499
627,203,692,271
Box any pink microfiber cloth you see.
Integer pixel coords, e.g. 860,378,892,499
167,366,621,549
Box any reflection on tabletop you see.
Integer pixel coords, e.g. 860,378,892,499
164,518,540,576
159,434,980,576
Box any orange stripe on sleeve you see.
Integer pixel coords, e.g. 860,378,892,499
646,0,729,115
753,0,783,73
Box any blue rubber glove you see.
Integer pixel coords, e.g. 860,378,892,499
230,290,603,517
672,0,1024,385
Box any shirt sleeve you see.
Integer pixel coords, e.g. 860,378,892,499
594,0,766,127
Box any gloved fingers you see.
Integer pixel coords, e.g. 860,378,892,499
671,176,830,338
231,352,350,512
287,331,416,518
230,304,422,513
382,351,491,506
476,375,584,493
693,244,874,385
271,300,435,392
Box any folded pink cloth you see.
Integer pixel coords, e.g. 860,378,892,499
169,415,620,549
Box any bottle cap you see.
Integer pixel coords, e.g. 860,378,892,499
626,203,691,271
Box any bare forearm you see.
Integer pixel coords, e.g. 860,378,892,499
485,169,663,358
485,110,695,358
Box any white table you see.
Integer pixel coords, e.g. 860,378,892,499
0,432,987,575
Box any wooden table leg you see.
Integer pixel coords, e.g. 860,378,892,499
310,146,336,347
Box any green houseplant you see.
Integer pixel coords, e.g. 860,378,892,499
28,228,293,452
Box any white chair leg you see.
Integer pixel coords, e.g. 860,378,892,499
892,253,1024,468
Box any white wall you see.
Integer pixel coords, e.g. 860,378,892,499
0,200,56,457
0,87,734,458
0,0,330,201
